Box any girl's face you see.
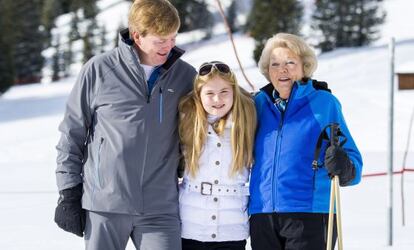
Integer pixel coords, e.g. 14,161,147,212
200,76,234,118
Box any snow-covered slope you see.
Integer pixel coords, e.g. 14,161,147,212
1,0,414,249
1,32,413,250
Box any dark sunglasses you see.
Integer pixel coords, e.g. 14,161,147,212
198,61,231,76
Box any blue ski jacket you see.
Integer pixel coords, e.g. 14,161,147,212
249,79,363,215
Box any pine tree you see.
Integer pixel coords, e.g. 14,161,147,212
52,35,62,82
246,0,303,63
61,12,79,77
100,25,108,54
0,0,15,92
69,0,84,13
79,0,99,64
311,0,337,52
81,20,98,63
12,0,45,84
227,0,238,33
60,0,73,13
170,0,214,33
0,0,15,93
82,25,94,64
350,0,386,47
82,0,99,19
0,37,14,93
313,0,386,52
69,12,81,41
41,0,63,47
62,36,74,78
82,16,98,63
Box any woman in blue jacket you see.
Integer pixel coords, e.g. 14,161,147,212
249,33,363,250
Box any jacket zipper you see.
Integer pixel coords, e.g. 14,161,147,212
146,83,158,103
96,137,104,189
146,77,163,104
271,86,295,211
273,111,284,211
159,87,163,123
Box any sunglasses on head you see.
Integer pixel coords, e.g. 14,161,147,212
198,61,231,76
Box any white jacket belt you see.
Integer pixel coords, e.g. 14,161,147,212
182,181,249,196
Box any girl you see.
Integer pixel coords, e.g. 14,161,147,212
178,61,257,250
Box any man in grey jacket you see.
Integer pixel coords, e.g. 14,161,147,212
54,1,196,249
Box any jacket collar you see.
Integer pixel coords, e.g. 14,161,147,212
260,78,315,102
260,83,276,102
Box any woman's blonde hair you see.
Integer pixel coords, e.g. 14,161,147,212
128,0,180,37
258,33,318,82
179,65,256,178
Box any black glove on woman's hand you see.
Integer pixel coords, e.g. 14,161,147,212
54,184,86,237
325,145,356,186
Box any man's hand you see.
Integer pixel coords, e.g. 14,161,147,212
54,184,86,237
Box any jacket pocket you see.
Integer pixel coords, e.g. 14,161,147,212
94,137,104,189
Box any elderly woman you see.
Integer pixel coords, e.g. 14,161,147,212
248,33,363,250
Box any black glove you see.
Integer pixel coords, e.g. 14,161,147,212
324,145,356,186
54,184,86,237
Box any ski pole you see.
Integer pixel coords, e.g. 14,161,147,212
326,123,343,250
327,176,335,250
334,175,343,249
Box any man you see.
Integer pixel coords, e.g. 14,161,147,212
54,1,196,249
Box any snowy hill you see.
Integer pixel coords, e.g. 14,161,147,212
1,32,414,250
1,0,414,249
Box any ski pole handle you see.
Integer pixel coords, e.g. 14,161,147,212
329,123,340,147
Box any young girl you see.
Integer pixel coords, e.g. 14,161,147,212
178,61,257,250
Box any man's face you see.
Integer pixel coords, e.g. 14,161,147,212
133,32,177,66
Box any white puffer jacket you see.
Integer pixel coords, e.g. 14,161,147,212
179,121,250,242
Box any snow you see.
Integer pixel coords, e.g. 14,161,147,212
1,0,414,249
396,62,414,74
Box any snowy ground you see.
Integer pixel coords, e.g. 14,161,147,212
1,0,414,249
1,33,414,249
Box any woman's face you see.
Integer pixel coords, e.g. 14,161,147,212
200,76,234,118
268,47,304,99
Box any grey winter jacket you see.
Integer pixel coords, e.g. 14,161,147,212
56,29,196,215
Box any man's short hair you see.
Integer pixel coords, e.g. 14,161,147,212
128,0,180,37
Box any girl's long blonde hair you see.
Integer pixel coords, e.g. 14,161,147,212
178,66,257,178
